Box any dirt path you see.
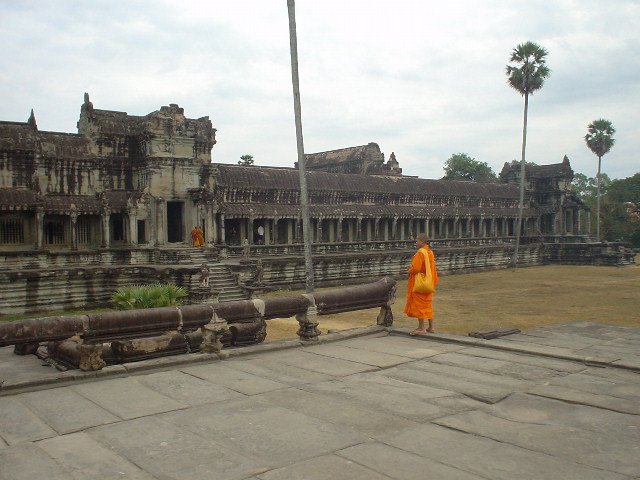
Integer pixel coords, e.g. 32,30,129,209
263,262,640,341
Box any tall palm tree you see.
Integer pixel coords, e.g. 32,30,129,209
287,0,314,292
506,41,550,268
585,119,615,242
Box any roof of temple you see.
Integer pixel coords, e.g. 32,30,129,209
0,121,91,158
500,156,574,180
304,143,384,168
220,202,534,218
214,164,519,199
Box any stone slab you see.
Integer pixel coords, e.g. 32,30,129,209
382,422,630,480
159,396,367,467
0,442,72,480
136,369,245,405
223,356,336,386
19,387,120,434
302,343,413,367
427,351,563,381
340,334,466,358
455,346,587,373
485,393,640,433
256,452,390,480
89,415,265,480
528,384,640,415
434,410,640,476
337,442,487,480
38,432,157,480
258,349,379,377
257,386,420,438
501,332,599,350
544,371,640,400
0,396,57,444
300,374,456,422
182,363,289,395
71,377,187,420
381,365,512,403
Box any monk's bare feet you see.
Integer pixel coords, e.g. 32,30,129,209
426,328,435,333
410,329,427,336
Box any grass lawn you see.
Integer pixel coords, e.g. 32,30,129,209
262,261,640,341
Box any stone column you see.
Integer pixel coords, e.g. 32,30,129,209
264,219,271,245
219,213,226,243
374,218,380,241
586,211,591,235
468,216,474,238
248,217,254,245
155,199,165,245
316,216,323,243
128,209,138,246
101,209,111,248
391,216,398,240
35,206,44,249
204,205,214,245
70,209,78,251
356,215,363,241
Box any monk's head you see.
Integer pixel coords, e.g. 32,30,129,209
416,233,429,248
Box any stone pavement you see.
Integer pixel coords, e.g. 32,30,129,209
0,321,639,479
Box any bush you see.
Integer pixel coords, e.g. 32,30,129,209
112,283,187,310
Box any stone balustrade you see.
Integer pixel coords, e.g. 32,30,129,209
0,277,397,371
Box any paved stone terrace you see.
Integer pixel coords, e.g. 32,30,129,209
0,322,639,479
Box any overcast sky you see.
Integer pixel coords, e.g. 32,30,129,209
1,0,638,180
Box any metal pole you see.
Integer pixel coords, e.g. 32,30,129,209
287,0,314,292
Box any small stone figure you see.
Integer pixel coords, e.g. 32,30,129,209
242,238,250,257
254,259,264,285
200,262,210,287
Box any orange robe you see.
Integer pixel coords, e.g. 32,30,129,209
404,246,439,319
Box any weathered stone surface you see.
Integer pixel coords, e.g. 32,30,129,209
382,423,630,480
160,397,367,466
434,410,640,476
257,386,420,438
528,384,640,415
427,351,563,380
136,369,245,405
0,443,73,480
0,396,56,444
300,375,455,422
302,343,412,367
541,371,640,400
39,432,157,480
182,363,289,395
454,345,587,372
337,442,487,480
260,349,380,377
71,377,186,419
340,334,466,358
89,416,264,480
256,453,390,480
222,356,335,386
20,387,119,434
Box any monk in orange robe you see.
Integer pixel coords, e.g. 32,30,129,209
404,233,439,335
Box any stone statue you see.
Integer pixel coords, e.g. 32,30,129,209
255,259,264,285
199,262,210,287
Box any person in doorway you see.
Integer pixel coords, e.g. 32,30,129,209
195,226,205,247
404,233,439,335
192,226,204,247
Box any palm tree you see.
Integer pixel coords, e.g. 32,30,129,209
506,41,550,268
585,119,615,241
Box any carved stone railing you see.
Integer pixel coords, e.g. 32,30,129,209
0,277,396,372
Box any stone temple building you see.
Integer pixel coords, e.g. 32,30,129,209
0,95,632,315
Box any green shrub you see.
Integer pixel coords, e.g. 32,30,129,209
112,283,187,310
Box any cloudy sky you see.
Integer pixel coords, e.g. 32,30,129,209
1,0,638,180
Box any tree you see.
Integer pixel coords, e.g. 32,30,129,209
506,41,551,268
600,173,640,247
238,154,254,166
442,153,497,182
585,118,615,241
